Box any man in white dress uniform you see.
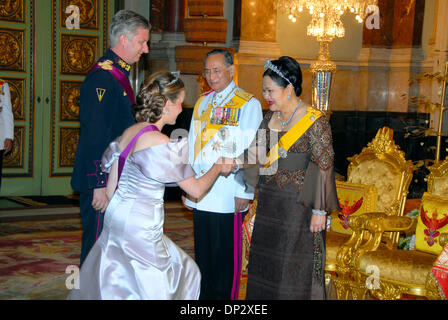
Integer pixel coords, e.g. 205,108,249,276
184,49,263,299
0,79,14,191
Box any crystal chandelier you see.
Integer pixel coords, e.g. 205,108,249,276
275,0,378,112
276,0,377,41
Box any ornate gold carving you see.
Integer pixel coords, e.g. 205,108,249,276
347,127,415,246
58,127,79,167
4,126,24,169
0,0,25,23
61,34,97,74
426,272,444,300
60,80,81,121
2,77,25,120
0,28,24,72
367,278,406,300
61,0,98,30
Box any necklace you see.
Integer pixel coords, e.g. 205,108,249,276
277,99,302,128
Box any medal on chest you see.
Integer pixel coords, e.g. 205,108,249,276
210,99,241,126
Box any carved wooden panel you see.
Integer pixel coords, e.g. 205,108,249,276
60,0,99,30
4,126,24,169
0,27,25,72
61,34,98,75
0,0,25,23
58,127,79,167
60,80,81,121
2,77,25,120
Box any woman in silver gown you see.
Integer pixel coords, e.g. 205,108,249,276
68,71,234,300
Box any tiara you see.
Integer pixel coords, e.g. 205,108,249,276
264,59,292,85
167,71,180,86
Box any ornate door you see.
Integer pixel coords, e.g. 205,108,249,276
0,0,114,196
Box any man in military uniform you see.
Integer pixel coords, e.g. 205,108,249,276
71,10,150,265
0,79,14,191
184,49,263,299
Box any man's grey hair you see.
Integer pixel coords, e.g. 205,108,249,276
109,10,151,48
204,49,234,66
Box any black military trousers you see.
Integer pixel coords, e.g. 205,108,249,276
193,209,234,300
79,192,104,266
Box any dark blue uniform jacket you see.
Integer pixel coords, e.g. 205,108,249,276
71,49,136,193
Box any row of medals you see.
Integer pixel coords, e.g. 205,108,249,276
210,105,241,126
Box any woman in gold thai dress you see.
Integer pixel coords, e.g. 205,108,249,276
243,57,340,299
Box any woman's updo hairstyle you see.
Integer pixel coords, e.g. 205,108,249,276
132,71,184,123
263,56,303,97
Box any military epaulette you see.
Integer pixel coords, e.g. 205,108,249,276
235,89,253,102
97,60,114,71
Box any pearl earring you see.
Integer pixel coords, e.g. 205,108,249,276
165,110,170,115
288,94,291,100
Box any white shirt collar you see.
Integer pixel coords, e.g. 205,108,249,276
212,81,236,104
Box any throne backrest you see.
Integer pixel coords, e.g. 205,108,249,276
427,157,448,197
346,127,415,246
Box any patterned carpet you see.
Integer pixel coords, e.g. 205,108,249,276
0,202,194,300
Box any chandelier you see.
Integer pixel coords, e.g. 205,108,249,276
275,0,377,41
275,0,378,112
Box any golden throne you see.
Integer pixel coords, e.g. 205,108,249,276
341,157,448,300
325,127,415,299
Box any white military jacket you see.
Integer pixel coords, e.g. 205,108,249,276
0,81,14,151
185,81,263,213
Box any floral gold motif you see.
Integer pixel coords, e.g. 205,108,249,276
2,77,25,120
0,28,24,71
59,127,80,167
4,126,24,169
60,81,81,121
0,0,25,23
61,34,97,74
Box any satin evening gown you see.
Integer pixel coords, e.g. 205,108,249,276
68,138,200,300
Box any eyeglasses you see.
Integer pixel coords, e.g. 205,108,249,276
203,68,223,77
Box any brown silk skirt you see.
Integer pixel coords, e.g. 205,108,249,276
245,180,326,300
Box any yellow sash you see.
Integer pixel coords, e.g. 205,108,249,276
193,90,252,161
264,107,323,168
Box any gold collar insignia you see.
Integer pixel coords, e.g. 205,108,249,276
117,59,131,72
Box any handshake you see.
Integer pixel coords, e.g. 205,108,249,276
215,157,240,176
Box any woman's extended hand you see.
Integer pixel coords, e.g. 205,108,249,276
310,214,327,233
